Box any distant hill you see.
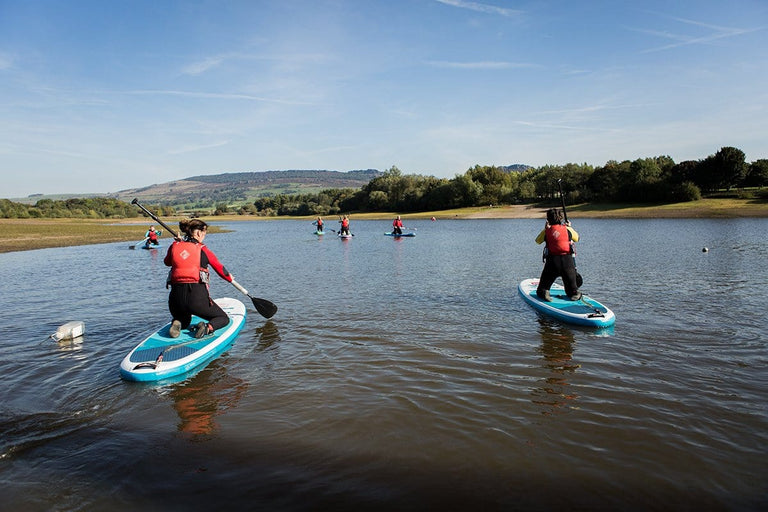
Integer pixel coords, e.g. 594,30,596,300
114,170,383,208
13,169,383,208
501,164,533,172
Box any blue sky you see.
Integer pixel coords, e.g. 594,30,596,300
1,0,766,198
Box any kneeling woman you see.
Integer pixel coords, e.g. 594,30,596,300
164,219,234,338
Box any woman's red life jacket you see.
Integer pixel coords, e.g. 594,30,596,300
168,241,209,284
545,224,572,255
341,218,349,228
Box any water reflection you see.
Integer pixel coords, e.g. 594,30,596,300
253,320,280,351
168,364,248,441
532,319,580,414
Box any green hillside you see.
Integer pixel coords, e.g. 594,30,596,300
15,169,383,209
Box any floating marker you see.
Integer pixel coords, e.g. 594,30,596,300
51,321,85,341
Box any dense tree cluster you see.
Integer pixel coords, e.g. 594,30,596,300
249,146,767,216
0,197,173,219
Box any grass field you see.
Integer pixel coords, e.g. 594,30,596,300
2,198,766,253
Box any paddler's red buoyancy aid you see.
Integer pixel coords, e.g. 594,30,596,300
168,241,209,284
147,230,159,242
545,224,573,256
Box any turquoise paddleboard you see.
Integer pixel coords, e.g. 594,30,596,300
384,232,415,237
120,297,246,382
518,278,615,328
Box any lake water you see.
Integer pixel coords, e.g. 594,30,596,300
0,218,766,511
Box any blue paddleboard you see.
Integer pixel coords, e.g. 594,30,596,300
141,243,161,250
518,278,615,328
120,297,246,382
384,232,415,237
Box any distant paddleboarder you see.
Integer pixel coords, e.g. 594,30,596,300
144,225,162,248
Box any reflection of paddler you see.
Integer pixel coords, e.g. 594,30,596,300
538,320,576,371
532,320,579,413
169,365,249,438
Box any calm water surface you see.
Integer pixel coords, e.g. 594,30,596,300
1,218,766,511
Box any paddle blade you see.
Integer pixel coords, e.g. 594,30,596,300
251,296,278,319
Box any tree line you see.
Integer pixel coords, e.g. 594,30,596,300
2,146,766,219
0,197,174,219
244,146,767,216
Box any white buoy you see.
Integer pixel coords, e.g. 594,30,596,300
51,321,85,341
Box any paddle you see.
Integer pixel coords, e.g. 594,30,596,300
129,237,148,250
557,179,584,288
130,198,278,319
230,280,278,318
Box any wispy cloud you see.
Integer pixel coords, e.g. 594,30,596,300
537,103,651,116
182,51,334,76
123,89,313,105
428,60,537,70
514,120,621,133
167,140,230,155
182,56,227,75
435,0,523,18
632,16,763,53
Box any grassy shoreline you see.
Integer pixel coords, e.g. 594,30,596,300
2,198,766,253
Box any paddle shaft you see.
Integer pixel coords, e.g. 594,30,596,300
129,237,149,249
557,179,569,224
556,180,584,287
131,199,180,239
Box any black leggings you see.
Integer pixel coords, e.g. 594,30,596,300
168,283,229,331
537,254,580,298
